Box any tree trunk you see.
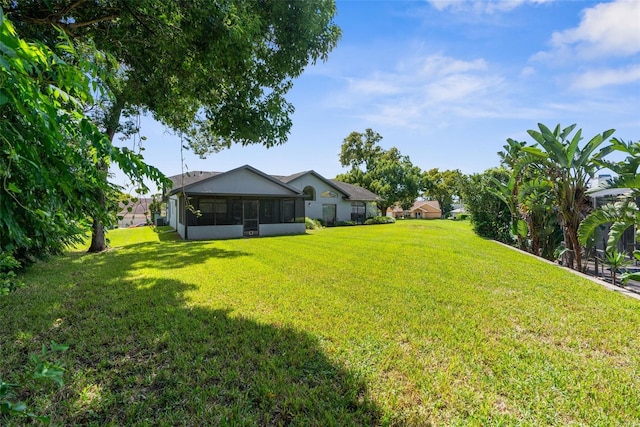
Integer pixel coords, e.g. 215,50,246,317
562,226,575,269
377,203,390,218
88,219,106,252
87,95,124,253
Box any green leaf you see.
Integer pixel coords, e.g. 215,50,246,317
12,401,26,413
517,219,528,238
7,182,20,193
50,341,69,352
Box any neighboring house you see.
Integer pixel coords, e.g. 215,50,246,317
387,206,405,219
276,171,379,225
164,165,381,240
408,200,441,219
116,197,152,228
386,200,441,219
450,203,466,219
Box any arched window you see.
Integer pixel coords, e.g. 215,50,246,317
303,186,316,201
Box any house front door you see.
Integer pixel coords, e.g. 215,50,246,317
243,200,259,237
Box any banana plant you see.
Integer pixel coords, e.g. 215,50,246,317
522,124,615,272
621,252,640,284
600,249,632,286
578,138,638,258
578,200,638,251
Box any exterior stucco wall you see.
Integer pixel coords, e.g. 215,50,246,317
167,195,178,229
188,168,296,196
286,174,354,221
411,210,440,219
176,224,304,240
186,225,243,240
260,223,305,236
177,222,185,239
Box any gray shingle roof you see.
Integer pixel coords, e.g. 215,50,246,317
166,171,221,194
329,180,380,202
164,167,380,202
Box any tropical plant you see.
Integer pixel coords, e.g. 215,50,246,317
517,178,563,260
578,200,638,251
578,138,638,258
522,124,615,271
621,252,640,284
600,249,632,286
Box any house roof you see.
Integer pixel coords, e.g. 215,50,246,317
165,166,381,201
277,170,351,197
276,171,381,202
166,165,302,196
329,180,380,202
411,200,441,213
166,171,221,194
386,200,442,213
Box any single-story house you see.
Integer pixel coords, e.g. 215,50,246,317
386,200,441,219
409,200,441,219
450,203,466,219
165,165,380,240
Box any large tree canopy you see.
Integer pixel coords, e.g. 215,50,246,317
2,0,341,252
0,8,162,262
336,129,422,216
3,0,341,150
421,168,465,217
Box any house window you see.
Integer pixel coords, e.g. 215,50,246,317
303,186,316,201
321,190,338,198
351,201,366,223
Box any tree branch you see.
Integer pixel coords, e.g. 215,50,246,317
66,14,120,29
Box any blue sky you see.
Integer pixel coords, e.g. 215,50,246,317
112,0,640,194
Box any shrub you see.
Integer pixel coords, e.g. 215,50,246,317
335,221,356,226
457,213,469,221
0,252,24,296
305,217,323,230
364,216,396,225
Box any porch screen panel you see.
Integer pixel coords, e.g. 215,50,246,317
231,199,243,225
295,198,305,222
214,199,232,225
259,199,281,224
199,199,215,225
283,199,295,223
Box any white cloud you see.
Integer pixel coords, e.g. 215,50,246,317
520,66,536,78
327,53,513,127
545,0,640,59
427,0,554,14
570,65,640,90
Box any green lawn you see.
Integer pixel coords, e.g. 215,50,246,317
2,221,639,425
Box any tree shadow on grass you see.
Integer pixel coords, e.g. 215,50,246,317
1,258,383,425
70,238,252,273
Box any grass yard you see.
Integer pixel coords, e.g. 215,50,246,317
2,220,640,425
